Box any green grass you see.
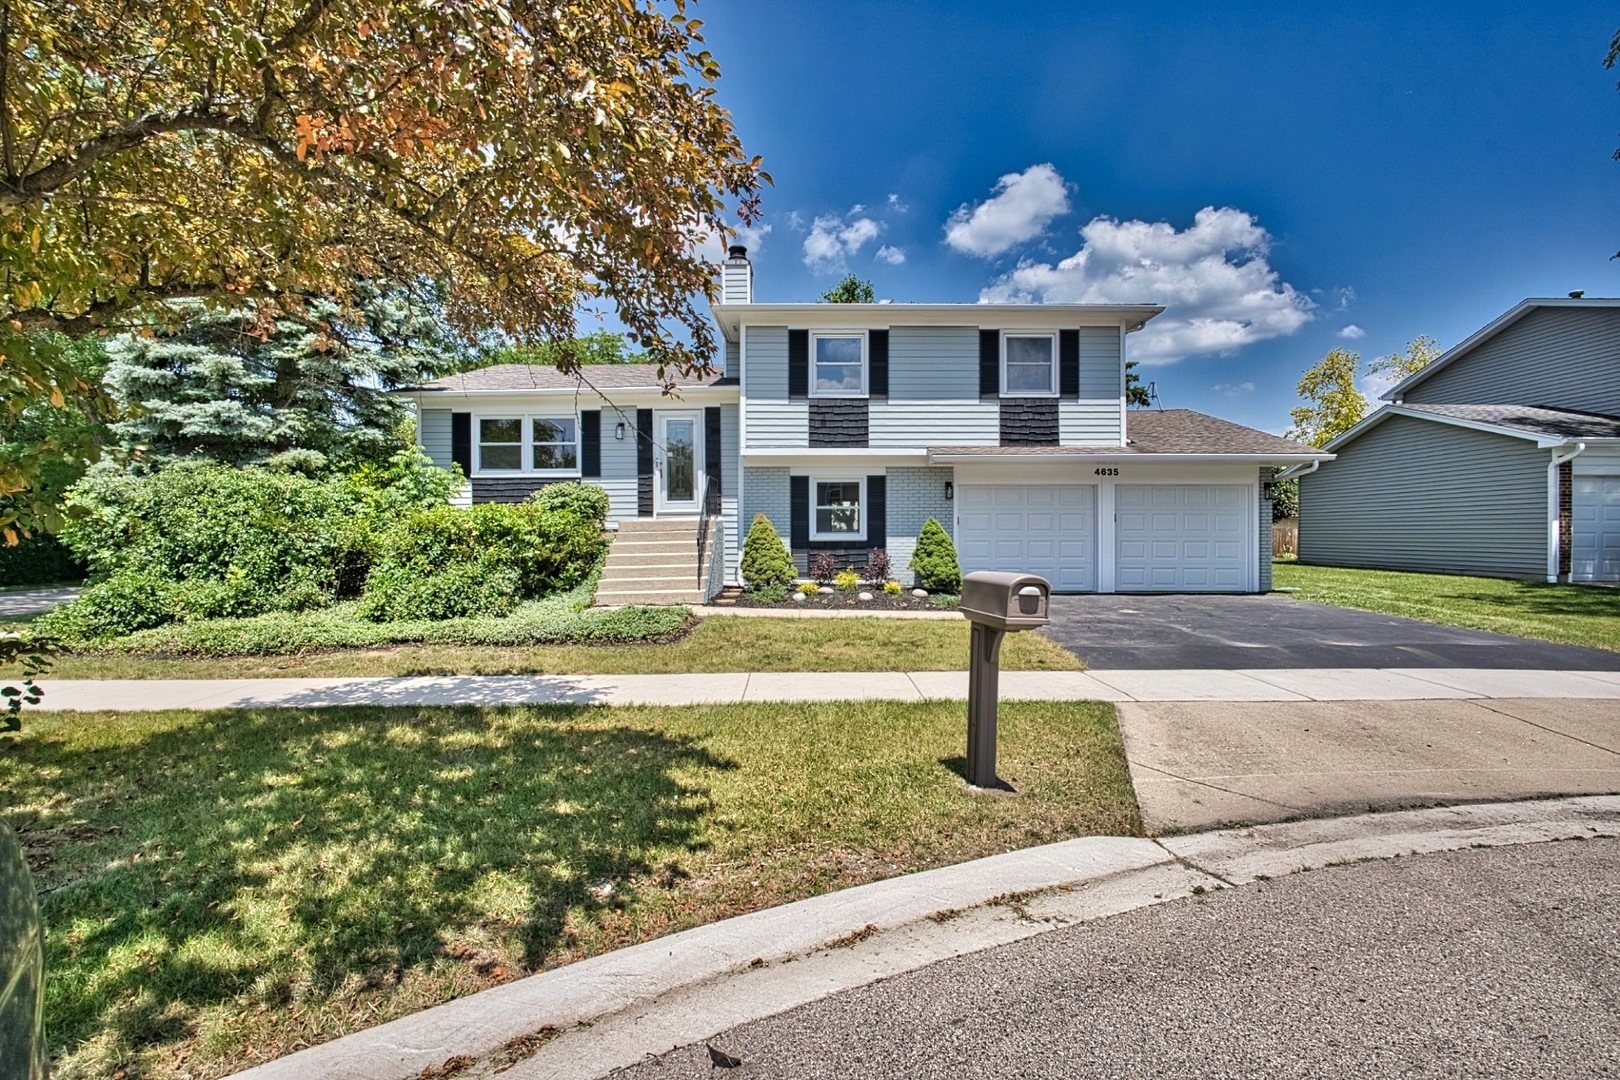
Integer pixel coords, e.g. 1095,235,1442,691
1275,561,1620,652
3,700,1138,1078
16,615,1083,680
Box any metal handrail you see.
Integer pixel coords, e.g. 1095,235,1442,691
695,473,720,586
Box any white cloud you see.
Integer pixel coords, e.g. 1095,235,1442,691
1338,324,1366,339
887,193,905,209
803,213,883,274
690,221,772,263
978,206,1315,364
1214,381,1256,397
944,163,1071,257
1360,368,1401,402
875,245,906,265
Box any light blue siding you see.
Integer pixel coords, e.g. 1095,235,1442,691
597,404,640,525
742,326,807,447
1403,306,1620,416
886,466,956,584
1299,413,1548,578
724,339,739,380
888,326,979,399
420,409,454,470
1062,326,1123,444
720,403,741,581
869,401,998,447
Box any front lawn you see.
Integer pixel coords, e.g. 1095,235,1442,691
1274,562,1620,652
20,614,1084,680
5,700,1138,1078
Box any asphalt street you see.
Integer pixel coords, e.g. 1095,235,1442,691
1039,593,1620,670
608,838,1620,1079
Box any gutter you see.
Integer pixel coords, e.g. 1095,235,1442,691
1546,443,1587,582
1274,459,1322,482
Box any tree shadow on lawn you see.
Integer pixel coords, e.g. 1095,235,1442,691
2,704,733,1071
1450,582,1620,623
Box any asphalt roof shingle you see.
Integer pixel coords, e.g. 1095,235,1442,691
407,363,732,393
928,409,1322,457
1398,402,1620,440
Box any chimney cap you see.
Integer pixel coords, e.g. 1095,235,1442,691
1569,290,1586,299
726,245,749,260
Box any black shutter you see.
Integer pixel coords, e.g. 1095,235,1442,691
867,475,886,550
1060,329,1080,398
869,330,889,397
979,329,1000,397
788,329,810,399
704,407,722,497
636,408,654,517
790,475,810,550
580,410,601,477
450,412,472,475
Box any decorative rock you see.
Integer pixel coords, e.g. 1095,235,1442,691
818,586,835,594
857,591,874,601
912,588,929,598
792,592,807,602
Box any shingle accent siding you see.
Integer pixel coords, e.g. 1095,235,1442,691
471,477,557,503
1298,414,1549,578
999,399,1060,446
885,466,956,586
1403,306,1620,416
809,398,869,447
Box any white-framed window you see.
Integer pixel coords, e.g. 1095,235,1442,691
810,330,868,397
1001,331,1058,397
811,477,865,540
474,414,579,474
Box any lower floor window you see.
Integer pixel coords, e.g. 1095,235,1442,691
814,479,863,539
476,414,579,473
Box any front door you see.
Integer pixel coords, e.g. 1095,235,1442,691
655,411,703,515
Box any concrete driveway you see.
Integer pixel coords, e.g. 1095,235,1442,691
1039,593,1620,669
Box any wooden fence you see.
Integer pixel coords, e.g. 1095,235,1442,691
1272,517,1299,558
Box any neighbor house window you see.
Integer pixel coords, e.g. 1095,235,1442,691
811,331,867,397
1002,332,1058,396
475,414,580,474
812,478,864,539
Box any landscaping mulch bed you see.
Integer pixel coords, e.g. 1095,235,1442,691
720,588,958,612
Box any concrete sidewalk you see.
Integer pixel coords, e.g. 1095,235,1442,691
32,666,1620,711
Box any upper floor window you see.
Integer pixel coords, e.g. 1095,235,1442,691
811,331,867,397
476,414,579,474
1002,332,1058,397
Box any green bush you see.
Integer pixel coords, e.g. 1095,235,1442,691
359,501,604,621
36,569,177,641
910,518,961,593
531,481,610,527
0,534,85,587
740,514,796,590
834,568,861,593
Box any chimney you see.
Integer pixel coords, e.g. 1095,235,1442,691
721,245,752,304
1569,290,1586,299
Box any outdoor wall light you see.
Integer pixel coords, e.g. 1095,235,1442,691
615,422,626,441
944,481,954,500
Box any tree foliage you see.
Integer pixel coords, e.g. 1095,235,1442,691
819,275,876,304
0,0,766,372
481,331,647,371
1125,359,1153,407
1287,347,1369,448
0,332,109,541
1368,334,1442,388
103,284,461,471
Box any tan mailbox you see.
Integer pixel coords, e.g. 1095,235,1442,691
958,570,1053,789
959,572,1051,632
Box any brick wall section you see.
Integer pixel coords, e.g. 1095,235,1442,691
808,398,869,447
740,466,792,580
886,466,956,587
1559,459,1573,579
1258,467,1273,592
999,399,1059,446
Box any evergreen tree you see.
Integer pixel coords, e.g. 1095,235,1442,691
740,514,796,589
105,283,463,472
910,518,962,593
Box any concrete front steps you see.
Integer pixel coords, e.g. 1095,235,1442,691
593,518,707,606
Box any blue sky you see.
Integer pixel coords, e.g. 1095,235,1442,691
692,0,1620,433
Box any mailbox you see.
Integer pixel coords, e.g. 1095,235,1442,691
959,572,1051,631
959,570,1052,789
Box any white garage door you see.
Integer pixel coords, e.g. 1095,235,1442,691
1572,476,1620,583
1116,484,1250,591
956,484,1095,592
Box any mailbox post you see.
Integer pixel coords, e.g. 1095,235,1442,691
957,571,1051,788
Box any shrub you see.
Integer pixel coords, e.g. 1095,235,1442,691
834,567,861,593
861,548,891,584
810,552,837,585
883,580,902,596
910,518,961,593
358,561,523,621
740,514,795,590
531,481,610,527
35,569,177,641
0,534,85,587
796,581,818,596
750,584,788,604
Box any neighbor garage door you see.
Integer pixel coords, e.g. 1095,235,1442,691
1116,484,1249,591
956,484,1095,592
1572,476,1620,583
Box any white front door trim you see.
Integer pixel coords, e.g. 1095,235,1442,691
654,410,704,516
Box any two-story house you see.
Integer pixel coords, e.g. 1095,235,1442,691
403,247,1329,603
1287,296,1620,583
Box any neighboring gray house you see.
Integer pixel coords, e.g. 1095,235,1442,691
402,247,1329,603
1287,297,1620,583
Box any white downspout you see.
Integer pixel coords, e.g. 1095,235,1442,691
1547,443,1586,582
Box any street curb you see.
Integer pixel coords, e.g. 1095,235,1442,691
231,794,1620,1080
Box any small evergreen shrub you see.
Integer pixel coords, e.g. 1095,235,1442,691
531,481,611,527
834,567,861,592
740,514,795,590
861,548,891,584
910,518,962,593
750,584,788,604
883,580,903,595
810,552,837,585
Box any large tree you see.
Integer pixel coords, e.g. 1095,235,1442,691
819,275,877,304
0,0,765,357
1287,347,1368,447
1368,334,1442,388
